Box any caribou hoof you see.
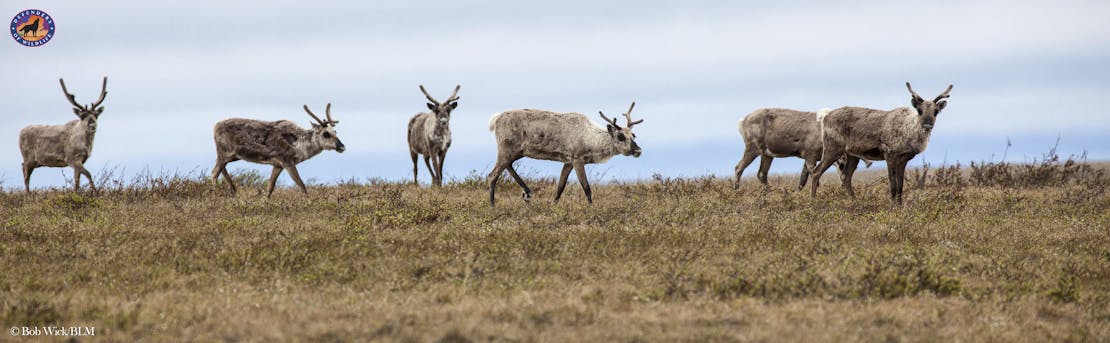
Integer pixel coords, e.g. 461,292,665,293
522,191,533,202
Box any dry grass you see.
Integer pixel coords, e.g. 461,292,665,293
0,161,1107,342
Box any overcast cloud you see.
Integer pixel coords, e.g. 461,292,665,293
3,1,1109,188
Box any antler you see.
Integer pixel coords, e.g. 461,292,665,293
622,101,643,128
59,77,109,111
303,105,327,126
58,78,84,109
445,85,461,103
324,102,338,125
905,82,923,101
419,85,440,106
598,111,619,127
933,84,953,102
89,77,108,108
420,85,462,106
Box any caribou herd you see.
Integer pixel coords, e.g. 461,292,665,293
16,78,952,205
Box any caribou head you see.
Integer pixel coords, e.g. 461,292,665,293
302,103,346,153
906,82,953,133
598,101,644,158
420,84,460,127
59,77,108,132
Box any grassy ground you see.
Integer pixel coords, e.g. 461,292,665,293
0,164,1107,342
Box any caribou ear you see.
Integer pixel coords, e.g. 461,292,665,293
311,122,322,129
426,103,436,111
606,124,616,134
73,108,83,118
449,102,459,110
911,96,924,108
936,100,947,112
95,106,105,117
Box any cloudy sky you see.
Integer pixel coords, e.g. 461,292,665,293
3,1,1109,188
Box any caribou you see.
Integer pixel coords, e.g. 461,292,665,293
19,77,108,192
809,83,953,204
211,103,345,197
734,108,869,190
407,85,460,186
487,102,643,206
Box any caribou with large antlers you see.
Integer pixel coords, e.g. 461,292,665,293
211,103,346,197
18,77,108,192
809,82,953,204
407,84,460,186
487,102,644,205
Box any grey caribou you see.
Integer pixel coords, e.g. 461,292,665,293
407,85,460,186
19,77,109,192
734,108,869,190
487,102,644,206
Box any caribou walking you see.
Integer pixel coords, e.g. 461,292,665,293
211,103,345,197
19,77,108,192
488,102,644,205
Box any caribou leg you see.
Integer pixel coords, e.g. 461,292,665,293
887,156,910,205
212,157,237,193
733,148,759,189
283,162,308,195
553,163,574,202
266,165,284,197
798,164,810,190
505,164,533,202
423,155,434,185
487,162,508,206
72,161,96,192
756,155,773,185
220,168,237,193
573,160,593,204
410,150,419,185
430,151,443,187
436,150,447,186
840,156,860,198
810,143,846,198
22,162,35,193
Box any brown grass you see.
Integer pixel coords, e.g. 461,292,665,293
0,161,1107,341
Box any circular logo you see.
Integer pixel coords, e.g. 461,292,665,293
10,9,55,47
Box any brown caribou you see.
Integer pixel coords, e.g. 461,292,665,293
810,83,953,204
211,103,345,197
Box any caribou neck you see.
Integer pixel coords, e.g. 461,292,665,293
434,120,450,139
583,126,619,163
292,128,325,163
896,107,931,154
68,119,97,153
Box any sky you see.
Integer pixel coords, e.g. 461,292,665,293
3,1,1109,189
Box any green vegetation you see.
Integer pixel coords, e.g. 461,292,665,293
0,156,1106,341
